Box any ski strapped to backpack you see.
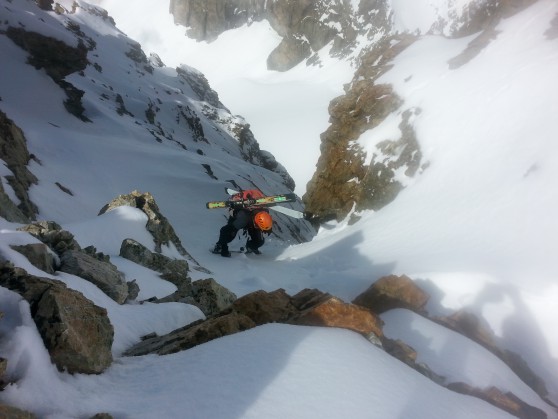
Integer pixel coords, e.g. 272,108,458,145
206,192,297,210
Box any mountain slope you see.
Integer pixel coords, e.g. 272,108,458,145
0,0,312,245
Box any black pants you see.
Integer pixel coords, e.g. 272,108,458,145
217,209,265,250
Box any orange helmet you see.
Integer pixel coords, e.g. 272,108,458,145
253,211,272,231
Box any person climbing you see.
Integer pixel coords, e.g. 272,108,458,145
212,189,273,257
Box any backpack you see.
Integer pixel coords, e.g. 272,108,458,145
230,189,265,203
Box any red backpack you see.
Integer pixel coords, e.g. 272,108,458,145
230,189,265,203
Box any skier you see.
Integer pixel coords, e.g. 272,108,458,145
212,189,273,257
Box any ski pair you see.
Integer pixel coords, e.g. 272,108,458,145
206,189,305,219
206,192,295,209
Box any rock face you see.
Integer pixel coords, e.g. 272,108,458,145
120,237,194,305
18,221,81,255
0,403,36,419
352,274,430,314
6,26,90,121
99,191,187,255
124,312,256,356
186,278,237,316
169,0,531,71
124,288,382,357
0,111,38,222
447,382,547,419
303,35,422,223
59,250,129,304
434,309,550,403
170,0,347,71
10,243,57,274
289,288,383,337
0,263,114,374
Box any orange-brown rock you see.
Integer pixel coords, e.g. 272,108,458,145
352,274,429,314
231,288,298,325
290,289,383,338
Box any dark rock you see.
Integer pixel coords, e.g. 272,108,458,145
99,191,189,256
381,337,445,384
0,110,38,222
382,338,417,365
119,238,192,302
36,0,53,11
433,309,549,402
352,274,429,314
267,35,311,71
0,263,113,374
89,414,114,419
10,243,56,274
447,382,547,419
6,27,90,121
0,356,7,389
435,309,496,349
119,238,188,277
177,65,224,109
18,221,80,255
231,289,297,325
126,279,140,302
59,250,128,304
0,403,36,419
125,288,384,357
124,312,255,356
170,0,267,42
186,278,237,316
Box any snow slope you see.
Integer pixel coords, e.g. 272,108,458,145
1,0,557,418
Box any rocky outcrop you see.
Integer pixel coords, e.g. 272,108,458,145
352,274,430,314
171,0,538,70
447,382,547,419
59,250,129,304
176,65,225,109
125,311,255,356
169,0,267,42
10,243,57,274
17,221,135,303
119,237,193,303
124,287,383,357
0,262,114,374
0,111,38,222
18,221,81,255
303,35,420,223
183,278,237,316
6,27,90,121
119,238,189,278
169,0,378,71
289,288,383,337
119,232,236,314
434,309,550,404
0,403,36,419
227,118,296,191
99,191,189,256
